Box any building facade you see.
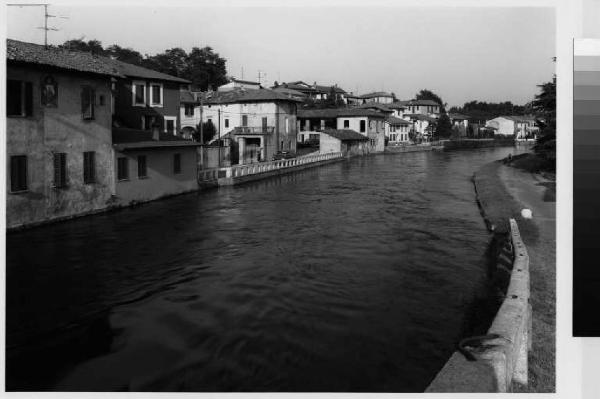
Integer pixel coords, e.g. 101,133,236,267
6,40,119,229
319,129,369,156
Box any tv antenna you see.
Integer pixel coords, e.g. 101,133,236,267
7,3,68,47
257,70,266,85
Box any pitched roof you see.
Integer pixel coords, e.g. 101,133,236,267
321,129,368,141
298,107,386,119
276,82,345,94
106,58,190,83
230,78,261,85
503,115,537,122
180,90,197,103
200,88,303,104
6,39,190,83
404,113,438,122
7,39,123,78
271,87,308,97
407,99,441,107
448,113,470,120
358,103,394,112
386,102,407,109
112,127,201,150
361,91,394,98
386,116,412,125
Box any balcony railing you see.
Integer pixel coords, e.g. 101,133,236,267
234,126,275,134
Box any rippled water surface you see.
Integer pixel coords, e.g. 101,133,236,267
6,147,523,391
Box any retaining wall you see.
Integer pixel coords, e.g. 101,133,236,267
426,218,531,392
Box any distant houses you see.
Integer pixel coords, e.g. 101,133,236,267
485,115,538,139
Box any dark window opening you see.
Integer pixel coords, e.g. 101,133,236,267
81,86,95,120
53,153,68,188
99,95,105,106
117,157,129,181
7,80,33,117
242,115,248,127
151,84,161,104
184,104,194,116
166,119,175,134
344,120,350,128
360,120,366,133
83,151,96,184
137,155,147,178
134,84,145,105
10,155,28,192
225,118,229,128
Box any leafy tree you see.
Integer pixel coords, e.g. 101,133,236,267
60,39,106,55
435,113,453,139
106,44,144,65
185,46,228,91
532,77,556,168
416,89,445,113
193,120,217,143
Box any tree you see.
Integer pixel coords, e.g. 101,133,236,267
435,113,453,139
416,89,445,113
185,46,228,91
60,39,106,55
193,120,217,143
532,77,556,168
106,45,144,65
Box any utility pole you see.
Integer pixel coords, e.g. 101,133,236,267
8,3,66,47
218,108,221,167
199,94,204,144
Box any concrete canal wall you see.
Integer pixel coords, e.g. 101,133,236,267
384,144,434,153
440,138,515,150
427,219,531,392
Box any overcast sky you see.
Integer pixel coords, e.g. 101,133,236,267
7,5,555,107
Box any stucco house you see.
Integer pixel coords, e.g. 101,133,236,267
218,78,262,91
404,113,438,141
361,91,394,104
319,129,370,157
405,99,441,116
109,58,190,136
112,127,201,206
297,108,386,152
186,88,302,164
485,115,538,138
273,81,347,103
6,39,120,229
385,116,411,144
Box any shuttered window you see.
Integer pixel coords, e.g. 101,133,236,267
137,155,147,178
117,157,129,181
83,151,96,184
7,80,33,117
53,153,67,188
10,155,28,192
173,153,181,174
81,86,95,120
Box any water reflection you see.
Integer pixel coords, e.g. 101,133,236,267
7,147,523,391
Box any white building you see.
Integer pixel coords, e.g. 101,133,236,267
405,99,441,116
485,115,538,139
218,78,262,91
385,116,411,143
361,91,394,104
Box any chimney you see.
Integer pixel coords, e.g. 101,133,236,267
152,122,160,141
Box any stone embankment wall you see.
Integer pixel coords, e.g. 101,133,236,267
426,219,531,392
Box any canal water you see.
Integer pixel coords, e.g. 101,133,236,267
6,147,524,392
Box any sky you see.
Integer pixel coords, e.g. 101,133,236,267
6,4,555,107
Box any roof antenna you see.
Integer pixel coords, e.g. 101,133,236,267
8,3,67,47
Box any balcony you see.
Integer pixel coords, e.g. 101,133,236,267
233,126,275,135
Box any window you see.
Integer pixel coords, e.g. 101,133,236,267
10,155,27,192
344,119,350,128
117,157,129,180
173,153,181,174
225,118,229,128
242,115,248,126
150,83,163,106
81,86,95,120
137,155,147,178
285,117,289,134
164,117,176,134
99,95,105,106
53,153,67,188
133,81,146,106
184,104,194,116
83,151,96,184
360,120,366,133
7,80,33,117
143,115,156,131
